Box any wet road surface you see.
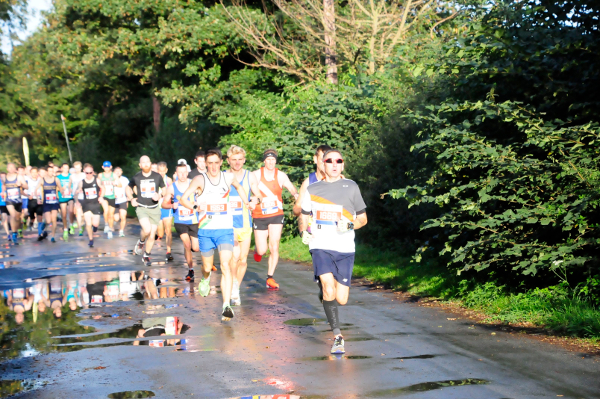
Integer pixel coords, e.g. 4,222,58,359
1,223,599,398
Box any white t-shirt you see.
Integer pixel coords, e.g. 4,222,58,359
114,176,129,204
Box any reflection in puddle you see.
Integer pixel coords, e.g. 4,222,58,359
302,355,372,360
107,390,155,398
391,354,437,360
0,261,20,267
230,395,303,399
284,318,326,326
0,379,46,397
367,378,489,397
345,337,375,342
0,254,15,259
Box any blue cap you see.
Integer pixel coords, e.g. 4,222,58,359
102,161,112,168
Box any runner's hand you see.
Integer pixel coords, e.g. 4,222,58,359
151,192,159,202
301,231,313,245
337,221,350,233
131,198,138,207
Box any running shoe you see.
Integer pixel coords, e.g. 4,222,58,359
50,237,56,243
107,230,113,239
73,221,78,229
222,305,235,321
231,297,241,306
17,229,23,238
69,225,74,235
134,240,144,255
88,240,94,247
198,277,210,297
104,226,109,233
185,269,195,282
253,251,262,262
37,234,44,242
11,232,18,245
211,265,217,272
78,228,83,236
165,252,173,262
331,336,345,354
62,230,69,242
119,230,125,237
266,277,279,290
92,226,98,233
142,252,151,265
41,231,48,240
6,234,11,242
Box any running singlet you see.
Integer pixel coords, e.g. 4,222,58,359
308,172,319,185
4,175,21,205
81,178,99,204
71,173,85,200
173,180,198,225
229,170,252,229
43,178,59,205
57,174,72,201
198,172,232,230
301,179,367,253
23,176,34,199
101,172,115,199
128,171,165,207
114,176,129,205
252,168,283,219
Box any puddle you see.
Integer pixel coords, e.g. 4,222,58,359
0,261,20,267
302,355,372,360
284,318,326,326
108,391,155,398
0,254,15,259
345,337,375,342
366,378,490,396
0,379,46,397
392,354,437,360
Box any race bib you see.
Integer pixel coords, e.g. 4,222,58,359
45,193,58,204
0,192,5,202
177,206,194,221
261,195,280,215
149,340,164,348
84,187,98,199
206,198,228,216
165,317,178,336
315,204,343,226
91,295,103,304
103,181,114,196
63,187,72,197
229,196,243,216
140,180,156,199
7,188,19,200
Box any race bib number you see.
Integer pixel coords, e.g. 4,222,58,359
84,187,98,199
63,187,71,197
315,204,343,226
229,196,243,216
91,295,103,304
45,193,58,204
165,317,178,336
140,180,156,199
103,181,114,196
0,192,5,202
115,189,124,198
149,340,164,348
7,188,19,201
261,195,280,215
206,198,228,216
177,206,194,221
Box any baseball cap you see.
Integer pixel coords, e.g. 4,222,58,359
102,161,112,168
177,159,188,165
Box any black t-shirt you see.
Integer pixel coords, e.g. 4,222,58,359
129,171,165,207
188,168,205,180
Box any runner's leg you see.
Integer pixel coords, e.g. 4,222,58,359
84,212,93,240
254,229,268,257
119,208,127,232
107,205,115,232
164,217,173,254
50,210,58,238
320,272,342,337
219,249,234,307
180,233,193,268
266,223,283,276
7,205,21,232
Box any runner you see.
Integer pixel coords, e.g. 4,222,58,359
0,175,10,240
226,145,261,306
293,145,332,216
71,161,86,236
178,148,252,321
76,163,102,247
57,163,74,242
299,149,368,354
151,163,158,173
126,155,165,265
162,163,199,281
40,166,61,243
1,163,28,244
187,150,207,180
98,161,121,239
26,167,43,235
20,165,31,235
251,149,299,289
113,167,129,237
33,168,47,240
156,162,174,261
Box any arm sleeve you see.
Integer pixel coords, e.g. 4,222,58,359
301,188,312,215
353,185,367,215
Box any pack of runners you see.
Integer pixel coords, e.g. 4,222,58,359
1,144,367,354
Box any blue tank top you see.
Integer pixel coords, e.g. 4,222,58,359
4,175,21,204
172,180,198,225
229,170,251,229
0,180,5,206
308,172,319,185
43,178,59,204
57,174,72,200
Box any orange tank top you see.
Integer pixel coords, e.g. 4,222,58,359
253,167,284,219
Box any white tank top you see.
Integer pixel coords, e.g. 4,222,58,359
197,172,232,230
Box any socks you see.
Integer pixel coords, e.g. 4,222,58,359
267,275,273,279
38,222,45,235
323,299,341,336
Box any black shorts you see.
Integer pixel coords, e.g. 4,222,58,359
310,249,355,287
43,203,60,213
103,197,116,208
252,215,285,231
83,203,103,215
28,200,42,217
116,201,128,210
0,206,7,215
175,223,199,237
5,203,22,213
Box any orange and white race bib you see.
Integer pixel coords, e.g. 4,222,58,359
260,195,280,215
206,198,228,216
314,204,343,227
229,196,243,216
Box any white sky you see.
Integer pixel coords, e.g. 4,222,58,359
1,0,53,55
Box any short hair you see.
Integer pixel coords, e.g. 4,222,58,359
323,148,343,160
263,148,278,157
47,162,54,166
227,145,246,158
195,150,206,159
83,163,93,170
17,165,24,170
315,144,333,156
73,161,82,168
157,161,167,169
151,162,157,167
114,166,122,172
62,163,69,167
30,167,38,172
206,148,222,160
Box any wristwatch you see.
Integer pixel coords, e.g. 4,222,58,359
193,204,198,211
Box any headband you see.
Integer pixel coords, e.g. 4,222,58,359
263,152,277,161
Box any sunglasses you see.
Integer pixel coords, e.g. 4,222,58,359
85,172,94,175
324,158,344,164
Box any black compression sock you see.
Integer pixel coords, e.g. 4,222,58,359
267,275,273,279
323,299,341,336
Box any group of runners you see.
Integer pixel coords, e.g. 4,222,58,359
1,144,367,354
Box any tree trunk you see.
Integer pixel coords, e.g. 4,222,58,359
152,94,160,133
323,0,338,84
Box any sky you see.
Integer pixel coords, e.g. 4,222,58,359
1,0,53,55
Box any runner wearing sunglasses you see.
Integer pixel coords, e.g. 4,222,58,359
76,164,103,247
293,144,332,217
299,149,368,355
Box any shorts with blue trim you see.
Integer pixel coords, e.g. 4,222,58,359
161,208,173,220
310,249,356,287
198,228,234,257
22,198,28,209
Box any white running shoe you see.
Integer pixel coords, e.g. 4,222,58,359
119,230,125,237
104,226,109,233
231,297,241,306
107,231,113,239
134,239,144,255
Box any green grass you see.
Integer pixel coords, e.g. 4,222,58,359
277,236,600,340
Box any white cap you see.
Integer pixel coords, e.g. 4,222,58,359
177,159,187,165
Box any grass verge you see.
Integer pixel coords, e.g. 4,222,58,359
278,236,600,340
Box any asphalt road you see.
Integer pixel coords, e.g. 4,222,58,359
1,222,599,399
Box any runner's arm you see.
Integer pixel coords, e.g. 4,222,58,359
298,190,311,233
97,177,105,198
248,172,263,201
20,176,29,191
353,212,368,230
279,172,299,200
179,175,204,211
229,174,250,208
292,178,309,217
161,185,174,209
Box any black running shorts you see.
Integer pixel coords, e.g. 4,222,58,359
175,223,199,237
0,206,8,215
83,203,103,215
6,203,22,213
310,249,356,287
252,215,284,231
103,197,116,208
